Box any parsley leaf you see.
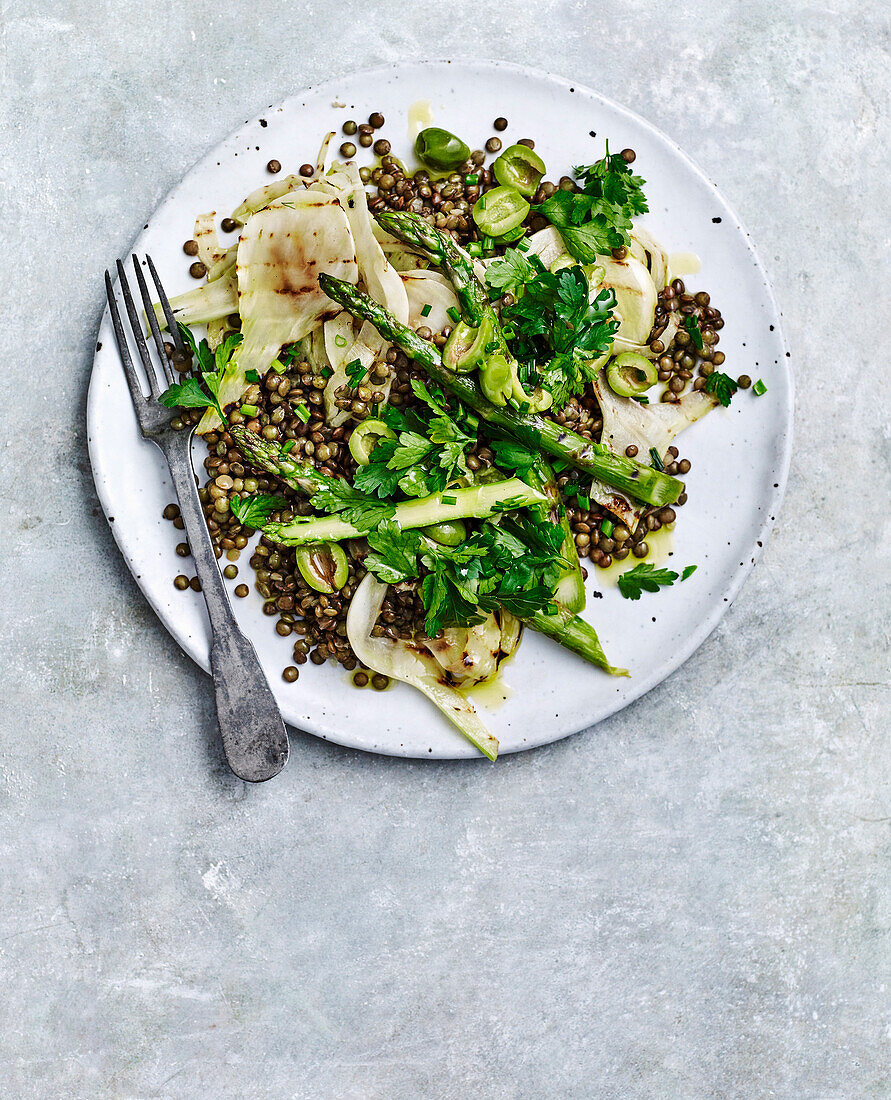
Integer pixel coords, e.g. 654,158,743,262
230,493,288,528
705,371,738,407
365,520,422,584
532,144,648,263
160,326,243,422
681,564,698,581
484,247,538,293
501,264,618,410
158,376,220,414
617,563,680,600
490,439,538,479
308,477,395,532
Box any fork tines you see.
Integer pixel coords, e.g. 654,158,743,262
104,256,188,407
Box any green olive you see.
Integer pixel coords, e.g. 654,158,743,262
348,418,396,465
606,352,658,398
493,144,546,197
423,519,467,546
479,352,513,406
414,127,470,171
472,186,530,238
294,542,349,593
442,315,495,373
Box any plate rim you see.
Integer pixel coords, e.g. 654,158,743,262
87,58,794,759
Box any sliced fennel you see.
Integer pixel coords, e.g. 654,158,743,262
197,193,359,433
420,612,505,686
596,253,657,347
584,370,718,525
347,574,499,760
150,272,237,329
193,212,228,269
401,269,460,332
230,175,304,224
322,310,357,427
629,226,670,290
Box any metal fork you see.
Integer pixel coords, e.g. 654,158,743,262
105,255,289,782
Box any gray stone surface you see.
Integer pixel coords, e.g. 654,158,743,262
1,1,888,1096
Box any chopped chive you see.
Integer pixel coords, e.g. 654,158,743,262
633,395,649,404
333,334,348,347
482,236,495,251
321,366,333,378
465,173,479,185
295,403,310,423
649,447,665,471
281,439,296,455
501,325,516,341
269,358,286,375
441,494,457,505
478,196,488,211
245,369,261,384
239,403,259,417
753,379,767,395
484,340,499,353
446,306,461,324
601,518,614,537
517,239,530,252
420,303,432,317
543,604,559,616
467,242,482,257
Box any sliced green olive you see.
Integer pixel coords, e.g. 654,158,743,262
493,144,546,197
606,352,658,397
479,352,514,406
549,252,576,274
472,186,530,238
422,519,467,546
348,418,396,465
295,542,349,593
442,315,495,373
414,127,470,171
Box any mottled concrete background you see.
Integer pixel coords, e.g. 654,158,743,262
1,1,888,1096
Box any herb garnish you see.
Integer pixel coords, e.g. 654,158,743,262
490,262,618,410
617,562,697,600
531,144,648,263
704,372,738,407
230,493,288,528
159,327,242,422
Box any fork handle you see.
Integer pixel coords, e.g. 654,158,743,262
162,435,290,782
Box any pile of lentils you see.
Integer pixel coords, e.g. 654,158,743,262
166,112,745,681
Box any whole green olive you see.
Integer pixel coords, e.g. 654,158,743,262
414,127,471,171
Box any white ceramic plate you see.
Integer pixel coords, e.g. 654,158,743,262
88,60,792,760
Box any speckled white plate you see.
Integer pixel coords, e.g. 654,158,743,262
88,60,792,760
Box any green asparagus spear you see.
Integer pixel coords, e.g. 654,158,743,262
376,211,540,407
528,604,628,676
228,424,320,493
375,210,488,325
263,478,545,546
318,274,683,508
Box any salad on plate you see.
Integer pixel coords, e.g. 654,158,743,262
150,109,763,760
